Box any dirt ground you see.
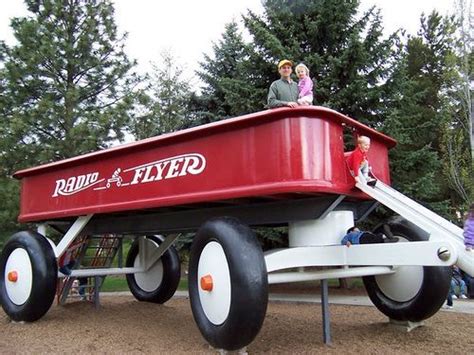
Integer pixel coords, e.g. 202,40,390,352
1,288,473,354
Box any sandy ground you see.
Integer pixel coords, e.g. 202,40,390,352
1,292,473,354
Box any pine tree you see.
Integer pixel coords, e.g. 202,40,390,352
440,0,474,210
0,0,140,173
0,0,140,239
196,1,399,126
384,12,462,217
196,22,260,121
241,0,398,125
130,50,193,139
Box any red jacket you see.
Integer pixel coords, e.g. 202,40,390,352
346,147,367,177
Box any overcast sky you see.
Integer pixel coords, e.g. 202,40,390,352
0,0,456,82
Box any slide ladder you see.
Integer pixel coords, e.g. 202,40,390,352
57,234,122,304
356,177,474,276
56,235,91,304
85,234,122,296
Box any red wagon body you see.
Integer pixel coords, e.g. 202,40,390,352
14,106,396,223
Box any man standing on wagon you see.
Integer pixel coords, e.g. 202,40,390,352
267,59,299,108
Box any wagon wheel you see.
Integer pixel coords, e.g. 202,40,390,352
0,231,57,322
126,235,180,303
363,217,451,322
188,217,268,351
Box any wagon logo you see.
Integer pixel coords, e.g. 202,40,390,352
125,153,206,185
53,172,103,197
51,153,206,197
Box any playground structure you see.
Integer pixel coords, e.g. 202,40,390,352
56,233,122,306
0,106,472,351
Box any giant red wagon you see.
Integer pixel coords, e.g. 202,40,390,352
1,107,471,351
15,106,394,222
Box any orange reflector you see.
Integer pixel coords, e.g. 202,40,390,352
7,271,18,283
200,274,213,291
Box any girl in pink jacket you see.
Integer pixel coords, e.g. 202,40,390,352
295,63,313,105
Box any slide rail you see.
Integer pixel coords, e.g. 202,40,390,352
356,177,473,276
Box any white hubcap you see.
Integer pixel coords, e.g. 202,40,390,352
198,241,231,325
5,248,33,305
375,236,424,302
134,239,164,292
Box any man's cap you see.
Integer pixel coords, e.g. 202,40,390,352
278,59,293,69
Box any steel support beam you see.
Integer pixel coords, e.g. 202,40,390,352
82,196,344,235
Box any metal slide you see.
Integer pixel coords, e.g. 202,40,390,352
356,177,474,276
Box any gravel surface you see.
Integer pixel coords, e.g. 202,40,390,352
1,294,473,354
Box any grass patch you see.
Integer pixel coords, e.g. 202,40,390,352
101,275,129,292
178,277,188,291
101,275,189,292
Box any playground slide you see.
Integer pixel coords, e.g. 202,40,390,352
356,178,474,277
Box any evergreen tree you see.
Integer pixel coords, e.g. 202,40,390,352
196,22,261,121
384,12,462,217
0,43,21,238
0,0,139,239
240,0,398,125
130,50,193,139
0,0,140,173
439,0,474,210
197,1,399,126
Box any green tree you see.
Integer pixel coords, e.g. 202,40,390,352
240,0,398,125
1,0,139,171
0,0,140,239
196,1,399,126
440,0,474,210
0,42,20,239
130,50,193,139
455,0,473,160
196,21,261,122
384,12,463,218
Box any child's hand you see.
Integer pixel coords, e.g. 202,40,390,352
286,102,298,108
346,241,351,247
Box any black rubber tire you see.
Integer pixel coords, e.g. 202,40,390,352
363,217,452,322
126,235,180,303
188,217,268,351
0,231,57,322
